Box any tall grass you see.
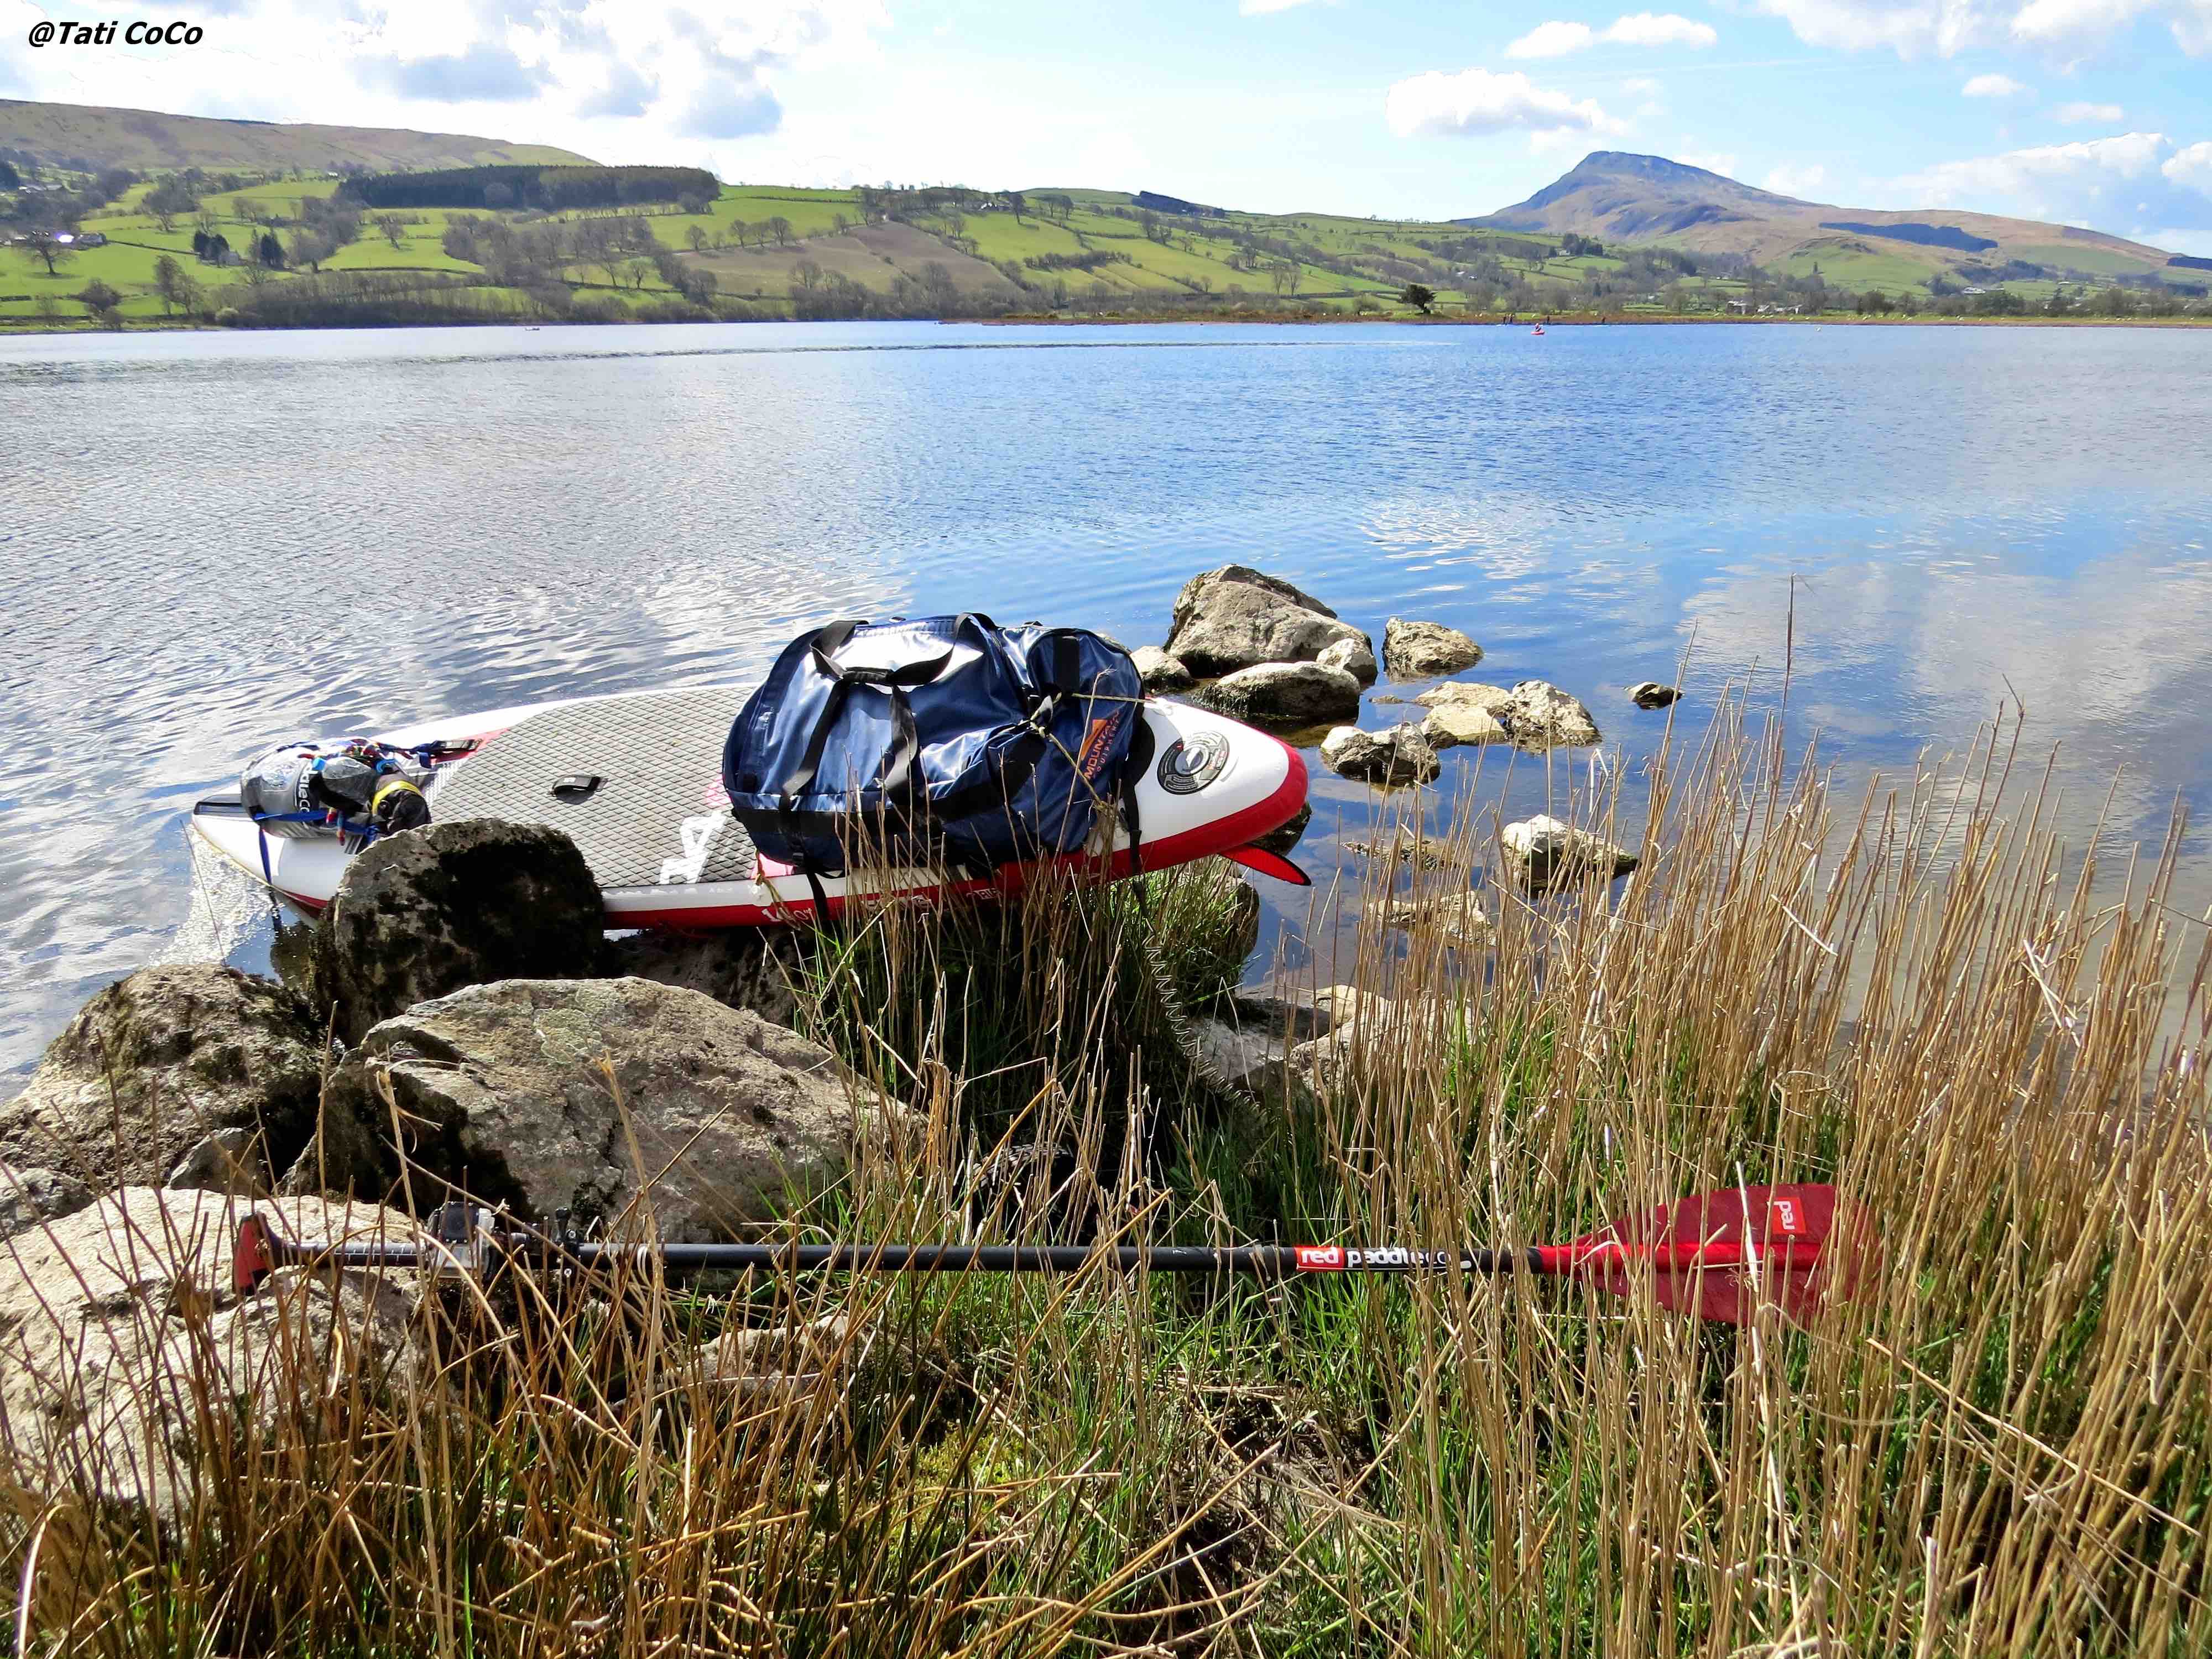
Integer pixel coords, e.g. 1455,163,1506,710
8,696,2209,1656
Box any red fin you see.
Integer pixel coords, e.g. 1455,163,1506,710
1221,846,1310,885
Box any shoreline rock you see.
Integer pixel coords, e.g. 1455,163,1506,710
0,965,325,1190
1383,618,1483,680
1162,566,1370,677
290,977,875,1241
1187,661,1361,729
1501,815,1639,891
1319,724,1441,787
311,818,607,1045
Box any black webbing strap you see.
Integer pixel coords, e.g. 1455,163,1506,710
1121,711,1154,877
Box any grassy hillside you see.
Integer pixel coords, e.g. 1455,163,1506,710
4,156,2206,333
0,98,590,174
1472,150,2194,296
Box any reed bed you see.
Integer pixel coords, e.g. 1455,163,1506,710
7,696,2208,1657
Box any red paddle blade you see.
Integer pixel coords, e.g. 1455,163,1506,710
1222,846,1311,885
1559,1183,1846,1327
233,1214,279,1296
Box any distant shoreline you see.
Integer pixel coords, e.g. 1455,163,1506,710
6,309,2210,339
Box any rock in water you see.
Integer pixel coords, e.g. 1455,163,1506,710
1131,646,1195,693
310,819,606,1045
0,966,325,1189
1370,891,1494,948
1496,681,1602,751
1628,681,1681,709
0,1167,93,1240
291,978,872,1241
1413,681,1514,713
0,1188,424,1518
1250,801,1312,855
1320,724,1442,787
1317,637,1378,684
1501,815,1639,891
1187,662,1361,730
1163,566,1370,676
1421,702,1511,749
1382,618,1483,680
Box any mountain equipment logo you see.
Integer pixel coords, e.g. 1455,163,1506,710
1075,707,1130,784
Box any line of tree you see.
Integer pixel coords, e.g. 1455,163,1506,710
344,165,718,212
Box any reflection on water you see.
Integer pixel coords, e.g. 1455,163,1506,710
3,320,2209,1074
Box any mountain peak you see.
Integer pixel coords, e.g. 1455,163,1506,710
1464,150,1819,239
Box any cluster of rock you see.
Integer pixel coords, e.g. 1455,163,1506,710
0,820,883,1512
1140,563,1668,782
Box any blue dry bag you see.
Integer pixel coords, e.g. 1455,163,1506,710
722,614,1149,890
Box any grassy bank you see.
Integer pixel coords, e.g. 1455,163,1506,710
12,699,2210,1656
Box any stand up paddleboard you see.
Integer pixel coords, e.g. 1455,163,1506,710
189,687,1308,928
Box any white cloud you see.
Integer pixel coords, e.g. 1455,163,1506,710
0,0,892,175
1385,67,1624,138
2057,101,2126,122
1962,72,2033,96
1606,11,1722,44
1753,0,2212,58
1506,20,1599,56
1623,75,1664,92
1890,131,2212,242
1506,12,1717,55
1765,161,1828,195
1240,0,1328,12
2166,140,2212,195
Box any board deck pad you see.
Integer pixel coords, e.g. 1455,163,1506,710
429,688,758,889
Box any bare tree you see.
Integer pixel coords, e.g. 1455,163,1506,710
767,216,794,248
376,213,406,250
687,225,709,252
20,229,75,276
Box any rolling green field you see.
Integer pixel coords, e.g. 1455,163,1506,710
6,169,2204,332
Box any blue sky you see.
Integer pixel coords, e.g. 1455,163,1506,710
6,0,2210,251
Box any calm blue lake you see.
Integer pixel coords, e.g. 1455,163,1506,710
4,319,2209,1074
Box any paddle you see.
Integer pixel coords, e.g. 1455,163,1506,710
233,1181,1848,1328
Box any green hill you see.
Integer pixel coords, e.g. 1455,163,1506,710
0,98,591,174
1467,151,2190,295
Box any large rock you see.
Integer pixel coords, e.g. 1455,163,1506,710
1163,566,1370,677
1383,618,1483,680
1131,646,1195,693
605,927,804,1027
310,820,606,1045
1317,637,1378,684
1187,662,1361,731
1422,702,1511,749
1319,724,1441,787
0,1167,93,1240
1501,815,1640,891
1345,830,1453,870
291,978,873,1241
0,966,325,1189
0,1188,423,1518
1495,681,1601,752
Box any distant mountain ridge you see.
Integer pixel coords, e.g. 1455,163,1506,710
0,98,592,174
1464,150,2184,285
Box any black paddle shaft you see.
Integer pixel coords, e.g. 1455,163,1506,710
259,1234,1540,1282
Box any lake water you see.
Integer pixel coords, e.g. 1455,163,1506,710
4,320,2210,1076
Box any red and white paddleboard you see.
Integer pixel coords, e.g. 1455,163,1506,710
189,686,1308,928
